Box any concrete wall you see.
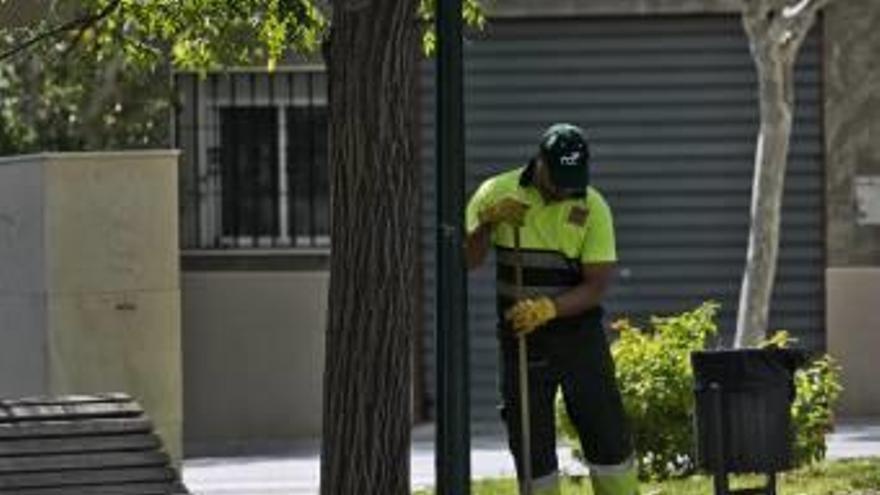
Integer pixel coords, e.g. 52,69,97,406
182,269,328,455
823,0,880,416
0,155,49,397
0,151,183,461
825,0,880,267
827,268,880,416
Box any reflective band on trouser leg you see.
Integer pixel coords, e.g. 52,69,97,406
589,458,640,495
525,471,561,495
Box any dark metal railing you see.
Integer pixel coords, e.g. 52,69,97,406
173,68,329,250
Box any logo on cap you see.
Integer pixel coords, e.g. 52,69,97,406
560,151,582,167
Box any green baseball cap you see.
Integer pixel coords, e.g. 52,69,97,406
538,123,590,195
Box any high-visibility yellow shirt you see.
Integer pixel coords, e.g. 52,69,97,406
466,165,616,263
465,163,616,323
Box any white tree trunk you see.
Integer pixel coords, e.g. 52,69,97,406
735,48,795,347
734,0,836,347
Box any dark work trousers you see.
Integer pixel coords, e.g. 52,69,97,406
498,317,634,483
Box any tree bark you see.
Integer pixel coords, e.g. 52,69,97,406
320,0,420,493
735,44,795,347
733,0,834,347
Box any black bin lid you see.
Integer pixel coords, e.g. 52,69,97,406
691,348,807,390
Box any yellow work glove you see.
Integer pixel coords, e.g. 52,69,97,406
477,196,530,227
504,297,557,335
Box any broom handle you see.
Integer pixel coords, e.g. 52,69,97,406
514,227,532,495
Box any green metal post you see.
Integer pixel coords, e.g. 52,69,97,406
435,0,470,493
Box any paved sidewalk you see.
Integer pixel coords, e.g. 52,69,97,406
826,418,880,459
183,419,880,495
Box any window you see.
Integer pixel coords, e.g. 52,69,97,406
175,71,329,250
220,107,279,238
287,106,330,245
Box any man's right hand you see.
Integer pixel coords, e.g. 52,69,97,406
477,196,530,227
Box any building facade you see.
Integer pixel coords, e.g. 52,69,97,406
176,0,880,452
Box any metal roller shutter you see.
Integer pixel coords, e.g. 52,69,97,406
421,15,824,428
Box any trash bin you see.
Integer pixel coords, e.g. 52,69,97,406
692,348,806,494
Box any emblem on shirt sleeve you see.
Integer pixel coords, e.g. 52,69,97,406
568,205,588,226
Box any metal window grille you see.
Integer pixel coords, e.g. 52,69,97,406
173,68,329,250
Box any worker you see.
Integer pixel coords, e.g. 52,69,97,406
464,123,640,495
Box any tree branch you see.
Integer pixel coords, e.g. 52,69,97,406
741,0,840,58
740,0,783,43
782,0,835,19
58,22,91,58
782,0,839,60
0,0,121,62
740,0,792,18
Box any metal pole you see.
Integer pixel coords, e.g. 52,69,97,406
710,383,728,495
435,0,470,493
513,229,532,495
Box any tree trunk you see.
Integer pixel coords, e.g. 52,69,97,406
320,0,419,493
734,0,837,347
734,44,795,348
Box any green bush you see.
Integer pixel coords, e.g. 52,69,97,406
781,337,843,465
559,302,719,479
792,357,842,464
555,303,843,481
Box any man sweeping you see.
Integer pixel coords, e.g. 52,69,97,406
464,123,640,495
